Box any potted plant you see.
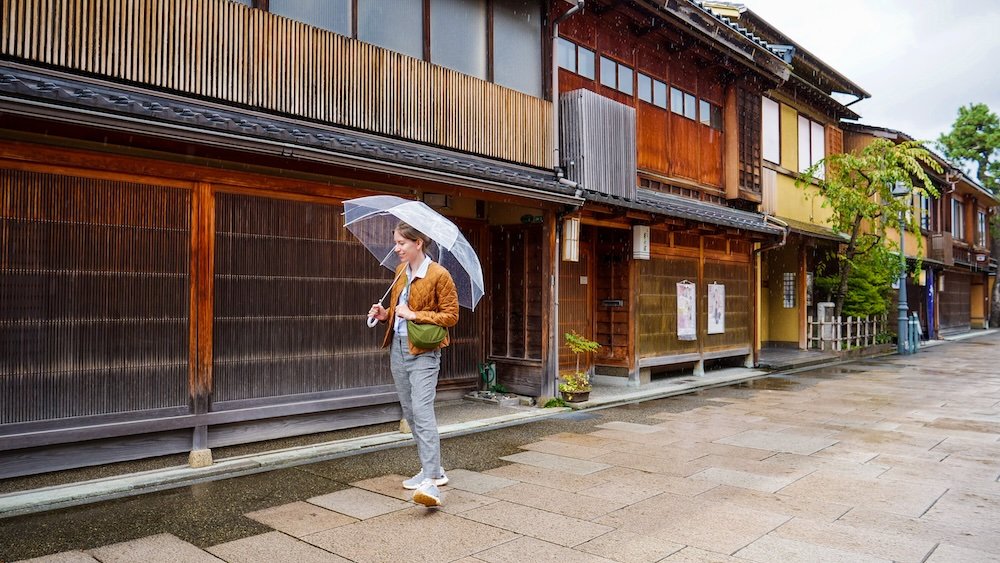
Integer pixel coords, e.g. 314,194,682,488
559,331,600,403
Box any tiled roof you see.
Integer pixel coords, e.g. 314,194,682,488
584,188,785,236
776,216,848,243
0,62,580,203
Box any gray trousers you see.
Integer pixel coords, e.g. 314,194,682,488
389,332,442,478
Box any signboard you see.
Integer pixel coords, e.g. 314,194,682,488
708,283,725,334
677,281,696,341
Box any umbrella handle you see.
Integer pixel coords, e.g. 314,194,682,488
366,316,379,328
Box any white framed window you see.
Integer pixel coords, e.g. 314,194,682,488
977,210,988,247
952,199,965,240
919,193,931,230
783,272,796,308
798,115,825,177
599,56,633,94
762,97,780,164
670,87,697,120
637,73,668,108
556,37,594,80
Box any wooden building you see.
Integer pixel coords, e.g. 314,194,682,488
702,2,870,351
0,0,589,477
843,124,999,338
550,0,789,384
1,0,801,477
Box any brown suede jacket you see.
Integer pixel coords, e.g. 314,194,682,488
380,261,460,355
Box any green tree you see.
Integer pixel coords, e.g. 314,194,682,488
814,247,898,318
937,103,1000,192
938,103,1000,328
797,139,941,318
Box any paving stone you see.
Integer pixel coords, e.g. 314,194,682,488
483,463,610,492
595,492,789,554
925,543,1000,563
349,474,414,501
540,432,619,449
88,534,221,563
436,489,501,514
307,488,411,520
715,430,837,455
921,488,1000,536
519,439,612,460
574,530,684,562
446,468,519,494
591,451,706,477
460,500,613,547
472,536,615,563
659,546,754,562
207,531,348,562
666,440,775,461
689,467,809,494
776,471,946,517
244,501,357,537
499,451,611,475
15,552,99,563
303,507,516,563
772,517,936,563
596,421,665,434
487,481,627,520
733,534,891,563
696,485,851,522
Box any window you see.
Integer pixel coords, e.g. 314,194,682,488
978,210,988,247
670,87,698,120
918,193,931,230
798,115,825,177
269,0,351,35
599,56,633,95
637,73,667,108
700,100,723,130
493,0,543,96
431,0,487,78
762,97,780,164
557,38,595,80
783,272,796,308
359,0,424,59
952,199,965,240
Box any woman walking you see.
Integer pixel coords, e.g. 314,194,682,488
368,222,459,507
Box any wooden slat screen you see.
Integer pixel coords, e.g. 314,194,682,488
558,248,590,373
489,225,543,361
637,257,699,358
938,271,971,332
212,193,481,404
737,87,762,196
0,0,552,168
0,168,190,424
212,193,392,403
702,261,750,352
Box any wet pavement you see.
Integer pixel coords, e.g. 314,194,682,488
2,332,999,562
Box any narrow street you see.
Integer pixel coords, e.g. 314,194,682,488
3,334,1000,562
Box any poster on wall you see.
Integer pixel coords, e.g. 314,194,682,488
708,283,725,334
677,281,697,341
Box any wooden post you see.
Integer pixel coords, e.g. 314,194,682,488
188,181,215,468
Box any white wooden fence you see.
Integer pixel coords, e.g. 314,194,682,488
807,314,887,351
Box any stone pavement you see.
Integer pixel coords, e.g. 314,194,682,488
9,332,1000,562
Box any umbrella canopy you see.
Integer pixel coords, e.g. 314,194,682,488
343,195,485,310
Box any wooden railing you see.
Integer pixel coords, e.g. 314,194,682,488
0,0,552,168
807,314,888,352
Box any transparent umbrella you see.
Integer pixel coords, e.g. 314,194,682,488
343,195,485,325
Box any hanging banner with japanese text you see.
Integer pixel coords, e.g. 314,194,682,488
708,283,725,334
677,281,697,341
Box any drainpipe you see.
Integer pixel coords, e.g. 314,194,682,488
751,215,790,367
552,0,584,176
549,0,584,399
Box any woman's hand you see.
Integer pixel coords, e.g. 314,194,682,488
369,303,389,322
395,303,417,321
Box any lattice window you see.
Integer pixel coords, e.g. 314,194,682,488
737,88,763,195
783,272,796,308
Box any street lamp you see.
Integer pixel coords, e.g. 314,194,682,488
891,181,911,355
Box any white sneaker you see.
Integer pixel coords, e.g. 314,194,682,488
412,478,442,507
402,468,448,490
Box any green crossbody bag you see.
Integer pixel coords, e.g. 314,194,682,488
406,321,447,350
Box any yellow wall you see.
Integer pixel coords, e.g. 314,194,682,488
971,283,985,326
772,102,834,227
757,251,768,345
765,242,801,343
780,104,798,172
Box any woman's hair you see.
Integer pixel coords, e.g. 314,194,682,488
394,221,432,250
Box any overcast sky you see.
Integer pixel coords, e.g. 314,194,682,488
742,0,1000,147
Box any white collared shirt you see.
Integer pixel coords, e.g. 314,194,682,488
395,255,433,335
